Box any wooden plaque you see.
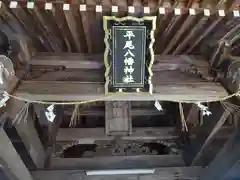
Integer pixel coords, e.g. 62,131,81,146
103,16,156,94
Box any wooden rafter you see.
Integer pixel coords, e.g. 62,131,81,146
0,0,238,65
183,103,232,166
199,123,240,180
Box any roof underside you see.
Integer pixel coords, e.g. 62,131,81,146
0,0,239,66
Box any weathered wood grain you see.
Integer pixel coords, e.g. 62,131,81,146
105,101,131,135
0,128,33,180
50,155,185,170
29,53,210,69
7,100,46,168
31,166,202,180
15,69,227,101
64,107,164,116
56,127,178,142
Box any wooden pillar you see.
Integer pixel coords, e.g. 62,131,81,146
0,127,33,180
46,105,63,166
7,100,46,168
200,123,240,180
105,101,132,136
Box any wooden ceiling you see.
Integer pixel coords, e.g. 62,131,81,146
0,0,239,66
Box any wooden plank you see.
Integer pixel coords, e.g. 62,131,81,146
64,107,164,116
31,166,202,180
0,127,33,180
199,125,240,180
105,101,131,136
29,53,210,70
15,74,228,101
7,100,46,168
50,155,185,170
56,127,178,142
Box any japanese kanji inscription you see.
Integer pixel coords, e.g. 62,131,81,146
103,16,156,93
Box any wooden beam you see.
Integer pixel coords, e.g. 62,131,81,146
7,100,46,168
56,127,178,142
191,110,230,165
63,9,82,52
163,12,201,54
31,166,202,180
0,127,33,180
79,4,94,53
29,53,209,70
105,101,131,136
199,125,240,180
50,155,185,170
15,71,227,101
64,107,164,116
186,16,225,54
183,103,231,166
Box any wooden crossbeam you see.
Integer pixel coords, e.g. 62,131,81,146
31,166,202,180
29,53,209,71
13,53,228,101
0,127,33,180
56,127,178,142
64,107,164,116
10,53,228,102
14,77,227,101
50,155,185,170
